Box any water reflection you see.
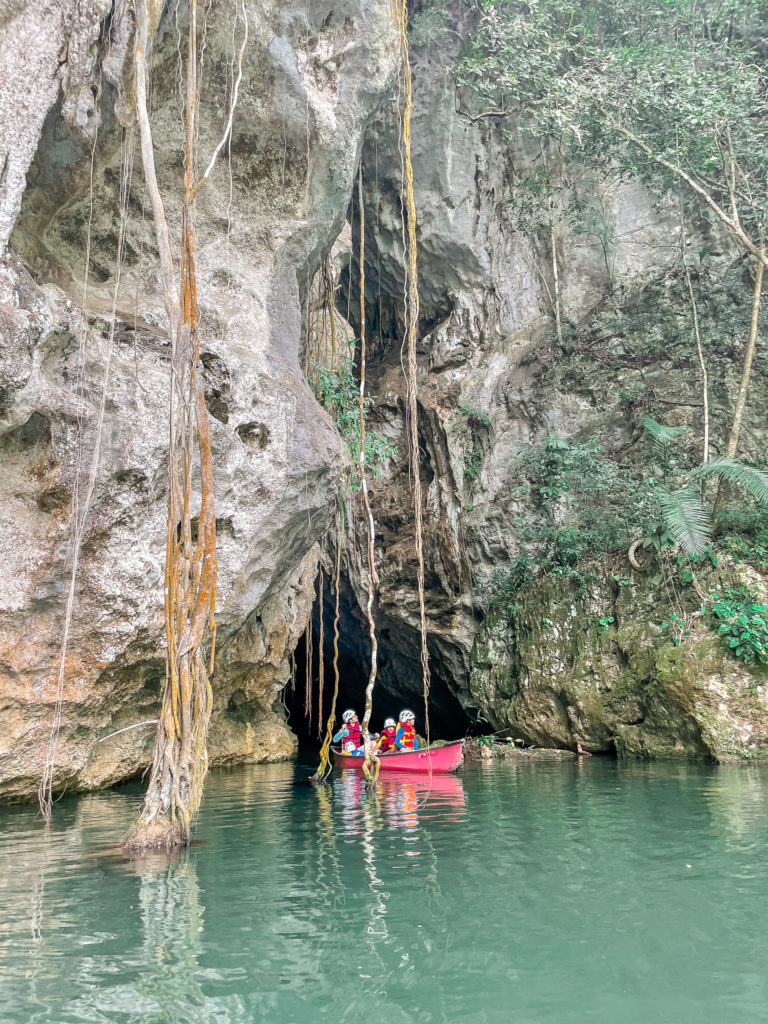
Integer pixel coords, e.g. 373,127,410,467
136,856,205,1017
3,761,768,1023
333,770,466,837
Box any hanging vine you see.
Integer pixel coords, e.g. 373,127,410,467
123,0,225,849
393,0,431,747
311,514,343,782
317,568,325,739
304,609,313,731
38,125,135,822
356,165,381,784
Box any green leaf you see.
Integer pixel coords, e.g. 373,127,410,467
691,457,768,506
656,487,711,555
642,416,687,458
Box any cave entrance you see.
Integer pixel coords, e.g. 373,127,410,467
285,574,472,753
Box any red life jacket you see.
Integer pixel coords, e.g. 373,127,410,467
397,722,416,749
379,727,396,753
346,720,362,747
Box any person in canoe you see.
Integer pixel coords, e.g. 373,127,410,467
395,709,419,750
377,718,397,753
334,709,362,750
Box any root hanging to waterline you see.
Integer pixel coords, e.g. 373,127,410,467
311,514,344,782
304,605,313,732
123,0,219,851
39,124,136,823
393,0,431,749
317,568,325,739
356,164,381,784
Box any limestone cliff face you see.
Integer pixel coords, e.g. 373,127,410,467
0,0,397,800
2,0,767,803
337,13,768,756
470,560,768,760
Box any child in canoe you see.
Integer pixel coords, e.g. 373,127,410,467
377,718,397,753
395,710,419,750
333,709,362,751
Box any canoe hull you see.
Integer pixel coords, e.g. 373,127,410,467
332,740,464,774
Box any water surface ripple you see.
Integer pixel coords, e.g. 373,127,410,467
1,758,767,1023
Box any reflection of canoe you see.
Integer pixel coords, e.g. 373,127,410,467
332,740,464,774
377,770,466,806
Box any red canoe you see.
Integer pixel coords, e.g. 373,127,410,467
332,740,464,774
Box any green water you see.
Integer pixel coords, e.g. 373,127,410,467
1,758,767,1023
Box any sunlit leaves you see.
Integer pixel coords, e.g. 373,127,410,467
455,0,768,237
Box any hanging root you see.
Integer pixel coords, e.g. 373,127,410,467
317,568,324,739
124,0,218,851
39,125,136,822
311,515,344,782
304,608,313,730
393,0,431,748
356,164,381,763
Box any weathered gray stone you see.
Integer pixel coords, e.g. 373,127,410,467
0,0,398,800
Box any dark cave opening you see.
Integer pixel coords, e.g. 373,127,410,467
285,573,473,751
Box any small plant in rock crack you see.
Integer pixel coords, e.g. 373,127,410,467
659,611,691,646
707,588,768,665
313,358,398,482
598,615,615,631
459,404,491,492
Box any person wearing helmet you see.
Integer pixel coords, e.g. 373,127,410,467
377,718,397,753
333,709,362,750
395,710,419,750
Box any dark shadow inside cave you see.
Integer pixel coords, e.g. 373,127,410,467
285,573,472,752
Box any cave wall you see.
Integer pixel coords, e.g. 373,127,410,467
0,0,398,800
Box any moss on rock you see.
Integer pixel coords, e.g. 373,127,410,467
469,554,768,760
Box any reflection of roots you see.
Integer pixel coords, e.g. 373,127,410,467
628,539,653,572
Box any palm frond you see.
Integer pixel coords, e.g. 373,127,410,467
691,456,768,506
642,415,686,459
656,486,711,555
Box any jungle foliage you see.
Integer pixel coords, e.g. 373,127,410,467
314,359,398,480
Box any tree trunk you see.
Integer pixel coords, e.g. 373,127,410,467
726,256,764,457
714,253,764,520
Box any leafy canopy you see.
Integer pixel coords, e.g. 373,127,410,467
456,0,768,243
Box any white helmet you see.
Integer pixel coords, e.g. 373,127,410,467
399,709,415,723
342,709,357,724
384,718,396,728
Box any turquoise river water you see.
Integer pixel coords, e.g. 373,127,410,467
1,757,767,1023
